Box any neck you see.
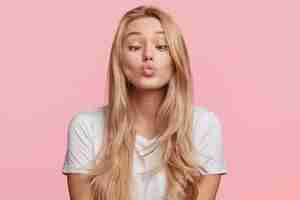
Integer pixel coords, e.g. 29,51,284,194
130,88,166,122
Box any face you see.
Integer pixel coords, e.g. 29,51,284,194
121,17,174,91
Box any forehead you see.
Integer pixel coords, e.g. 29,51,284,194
123,17,166,40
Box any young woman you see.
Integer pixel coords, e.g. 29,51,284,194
62,5,228,200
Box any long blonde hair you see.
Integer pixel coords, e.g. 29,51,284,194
86,5,207,200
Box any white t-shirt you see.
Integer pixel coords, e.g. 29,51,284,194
62,105,228,200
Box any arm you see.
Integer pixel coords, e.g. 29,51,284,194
192,109,227,199
66,174,93,200
62,113,95,200
196,174,222,200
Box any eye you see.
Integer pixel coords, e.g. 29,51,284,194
128,45,141,51
156,45,169,51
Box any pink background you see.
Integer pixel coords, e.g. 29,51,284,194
1,0,299,199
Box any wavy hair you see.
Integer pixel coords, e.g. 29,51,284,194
86,5,207,200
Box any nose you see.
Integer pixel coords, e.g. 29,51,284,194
143,45,154,62
143,55,153,62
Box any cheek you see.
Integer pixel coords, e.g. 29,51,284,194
158,53,172,65
122,64,137,80
121,52,139,72
121,55,140,81
162,65,174,79
159,56,174,75
157,62,174,82
122,51,141,67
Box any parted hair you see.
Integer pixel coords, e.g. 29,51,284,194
86,5,207,200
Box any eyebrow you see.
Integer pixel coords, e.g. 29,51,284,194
124,31,165,40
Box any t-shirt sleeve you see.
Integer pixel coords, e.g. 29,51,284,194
62,112,95,175
193,108,228,175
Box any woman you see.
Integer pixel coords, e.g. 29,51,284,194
62,5,227,200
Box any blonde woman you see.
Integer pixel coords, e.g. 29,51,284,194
62,5,228,200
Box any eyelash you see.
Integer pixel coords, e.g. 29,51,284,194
128,45,169,51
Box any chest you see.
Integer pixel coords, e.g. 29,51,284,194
131,136,167,200
132,150,167,200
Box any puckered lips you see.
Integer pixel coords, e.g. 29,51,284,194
142,64,155,77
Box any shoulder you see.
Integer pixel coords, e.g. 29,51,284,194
192,105,222,138
66,105,109,155
192,105,221,126
68,105,108,138
70,105,107,124
191,105,227,175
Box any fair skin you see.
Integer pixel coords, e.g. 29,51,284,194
66,174,92,200
66,16,222,200
122,16,223,200
121,16,174,140
196,174,222,200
